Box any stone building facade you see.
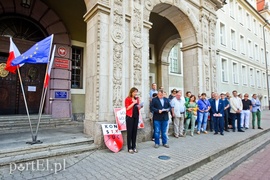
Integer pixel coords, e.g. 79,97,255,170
0,0,269,146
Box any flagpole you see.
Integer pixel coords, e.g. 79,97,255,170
17,67,35,141
33,45,56,143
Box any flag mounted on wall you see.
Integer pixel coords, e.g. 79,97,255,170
5,38,21,74
11,35,53,66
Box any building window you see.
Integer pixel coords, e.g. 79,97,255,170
242,65,247,85
221,58,228,82
250,68,255,87
238,6,243,25
261,48,265,64
71,46,83,89
232,62,238,84
259,24,262,38
267,51,270,66
256,70,261,88
254,19,257,35
246,13,251,30
231,29,236,50
263,72,266,89
169,43,182,74
230,0,235,18
220,23,226,46
248,40,253,59
240,35,245,54
255,44,259,62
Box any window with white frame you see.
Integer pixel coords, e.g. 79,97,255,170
261,48,265,64
232,62,239,84
250,68,255,87
238,5,243,25
240,35,245,54
221,58,228,82
267,51,270,66
230,0,235,18
254,19,257,35
256,70,261,88
255,44,259,61
259,24,262,38
248,40,253,59
231,29,236,50
242,65,247,85
263,72,266,89
169,43,182,74
246,13,251,30
220,23,226,45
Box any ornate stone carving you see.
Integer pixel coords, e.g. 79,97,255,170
111,0,125,107
145,0,153,11
113,44,123,107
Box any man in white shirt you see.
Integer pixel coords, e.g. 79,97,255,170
229,90,244,132
171,91,186,137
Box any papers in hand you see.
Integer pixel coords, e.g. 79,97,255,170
162,108,169,112
213,113,222,117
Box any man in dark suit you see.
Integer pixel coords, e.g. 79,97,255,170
151,89,171,148
210,93,225,135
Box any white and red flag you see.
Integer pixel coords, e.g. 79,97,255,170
44,45,56,88
5,38,21,73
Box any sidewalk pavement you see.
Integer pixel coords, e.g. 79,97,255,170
0,110,270,180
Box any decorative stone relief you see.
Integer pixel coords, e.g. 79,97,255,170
209,16,217,92
113,44,123,107
131,1,143,87
111,0,125,107
145,0,153,11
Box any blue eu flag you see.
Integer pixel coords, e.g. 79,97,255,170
11,35,53,66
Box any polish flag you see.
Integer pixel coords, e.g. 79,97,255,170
5,38,21,74
44,45,56,88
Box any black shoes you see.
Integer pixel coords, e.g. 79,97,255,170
214,132,218,135
225,130,230,132
220,133,224,136
258,127,264,130
238,129,245,132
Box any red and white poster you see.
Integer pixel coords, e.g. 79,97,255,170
101,124,123,153
114,108,144,131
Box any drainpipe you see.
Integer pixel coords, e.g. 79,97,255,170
263,21,270,110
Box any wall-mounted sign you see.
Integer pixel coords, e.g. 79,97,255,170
55,91,68,99
28,86,36,92
54,58,69,69
57,46,67,57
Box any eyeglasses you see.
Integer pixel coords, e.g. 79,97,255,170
244,96,248,97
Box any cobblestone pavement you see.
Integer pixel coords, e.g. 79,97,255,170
221,143,270,180
0,110,270,180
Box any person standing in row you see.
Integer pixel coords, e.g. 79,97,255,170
210,93,225,135
184,95,197,136
125,87,143,154
171,91,186,138
230,90,244,132
151,89,171,148
197,93,211,134
220,93,230,132
251,94,263,130
241,93,252,129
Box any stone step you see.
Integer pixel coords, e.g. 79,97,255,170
0,115,80,133
162,129,270,180
0,137,96,167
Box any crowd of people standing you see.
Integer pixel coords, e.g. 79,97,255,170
149,83,263,149
124,83,264,153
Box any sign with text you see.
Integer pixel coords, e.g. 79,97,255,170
54,58,69,69
114,108,144,131
54,91,68,99
101,124,123,153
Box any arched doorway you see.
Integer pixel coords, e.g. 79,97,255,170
0,15,47,115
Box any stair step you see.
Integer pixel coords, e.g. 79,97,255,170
0,143,97,167
174,130,270,180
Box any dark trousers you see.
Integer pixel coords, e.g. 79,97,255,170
213,116,224,134
126,115,139,150
224,109,229,130
231,113,241,131
209,112,214,131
